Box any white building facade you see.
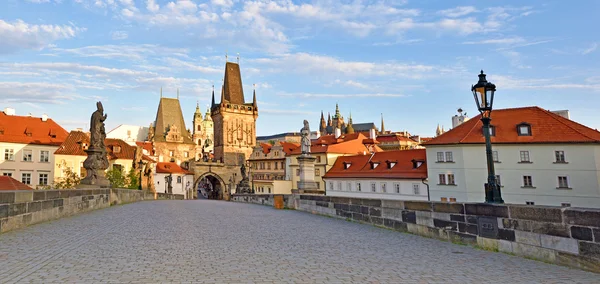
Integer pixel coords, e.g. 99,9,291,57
0,109,68,189
424,106,600,208
106,125,149,146
323,149,429,201
155,162,194,199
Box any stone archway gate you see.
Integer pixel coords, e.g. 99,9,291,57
192,160,243,201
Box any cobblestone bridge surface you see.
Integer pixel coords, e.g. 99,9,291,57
1,200,598,283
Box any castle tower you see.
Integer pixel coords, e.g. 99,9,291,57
331,103,345,132
346,112,355,134
151,94,195,165
319,111,326,134
193,102,204,159
211,61,258,165
380,113,386,133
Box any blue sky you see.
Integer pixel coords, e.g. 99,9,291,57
1,0,599,137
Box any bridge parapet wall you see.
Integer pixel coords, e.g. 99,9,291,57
233,194,600,273
0,189,183,234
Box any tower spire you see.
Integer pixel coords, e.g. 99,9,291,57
211,85,215,108
335,103,340,117
252,84,257,109
380,113,385,133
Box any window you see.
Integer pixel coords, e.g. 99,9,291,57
184,151,189,158
23,149,33,162
445,152,453,162
4,149,14,161
267,163,271,170
523,175,533,187
519,151,530,162
495,175,502,186
447,174,455,185
518,124,532,136
492,151,499,162
3,172,12,177
394,183,400,193
346,182,351,191
281,162,284,169
344,162,351,169
381,183,386,193
387,161,397,169
413,184,420,195
268,188,271,193
356,182,361,192
438,174,446,185
371,162,379,169
274,162,278,170
558,176,569,188
197,125,201,131
370,182,376,192
449,198,457,202
436,152,444,162
329,182,334,191
315,169,320,176
113,146,121,153
441,197,448,202
555,151,566,163
316,156,321,163
561,203,571,207
169,151,174,157
296,169,300,176
483,125,495,136
127,130,132,137
22,173,31,185
526,201,535,205
38,173,48,186
337,182,342,191
40,150,49,162
177,176,182,183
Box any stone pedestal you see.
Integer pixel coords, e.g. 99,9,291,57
297,155,318,192
237,178,252,194
78,148,110,188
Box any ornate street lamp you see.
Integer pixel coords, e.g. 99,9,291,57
472,70,504,204
137,160,144,190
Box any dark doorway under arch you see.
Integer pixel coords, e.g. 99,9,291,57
196,174,225,200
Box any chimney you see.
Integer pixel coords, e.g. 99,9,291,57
76,128,83,132
3,108,15,116
369,128,376,139
27,113,33,117
335,128,341,139
551,110,570,120
41,114,48,122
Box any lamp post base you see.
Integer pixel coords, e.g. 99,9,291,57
484,183,504,204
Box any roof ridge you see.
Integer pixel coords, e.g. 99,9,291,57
537,107,598,141
458,115,481,143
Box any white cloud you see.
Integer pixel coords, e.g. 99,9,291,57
0,82,76,104
251,53,440,79
492,75,600,91
463,37,525,45
146,0,159,12
437,6,478,18
0,19,85,54
111,30,128,40
333,79,369,89
211,0,233,8
582,43,598,55
163,57,222,73
50,44,189,61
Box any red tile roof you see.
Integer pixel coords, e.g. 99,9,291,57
377,134,416,143
55,131,154,161
0,176,32,190
323,149,427,179
289,133,382,155
279,141,300,155
260,143,272,154
0,112,68,146
423,106,600,145
136,141,154,156
156,162,193,175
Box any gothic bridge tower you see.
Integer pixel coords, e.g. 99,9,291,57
211,61,258,166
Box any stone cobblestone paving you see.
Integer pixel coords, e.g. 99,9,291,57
0,200,598,283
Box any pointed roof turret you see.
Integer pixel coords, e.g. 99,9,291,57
252,84,257,109
220,83,226,104
210,85,216,108
346,112,355,134
205,106,212,121
380,113,385,133
222,62,245,104
153,97,193,144
319,111,326,133
335,103,340,118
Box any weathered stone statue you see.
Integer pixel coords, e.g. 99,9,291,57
144,162,155,193
236,162,252,194
79,102,110,188
240,163,247,180
300,119,311,156
166,174,173,194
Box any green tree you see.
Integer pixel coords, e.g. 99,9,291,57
53,161,82,189
106,167,127,188
126,167,140,189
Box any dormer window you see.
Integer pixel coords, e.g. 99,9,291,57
113,146,121,153
517,123,532,136
412,159,424,169
483,125,496,136
370,162,379,169
386,161,397,169
343,162,351,169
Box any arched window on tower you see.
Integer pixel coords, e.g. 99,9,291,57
198,139,202,145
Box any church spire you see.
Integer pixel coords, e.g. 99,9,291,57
211,85,215,108
346,112,355,134
327,112,332,126
335,103,340,118
319,111,326,133
380,113,385,133
252,84,257,109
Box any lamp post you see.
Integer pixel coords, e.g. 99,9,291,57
472,70,504,204
137,160,144,190
246,160,254,194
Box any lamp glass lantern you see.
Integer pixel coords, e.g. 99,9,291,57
471,70,496,117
